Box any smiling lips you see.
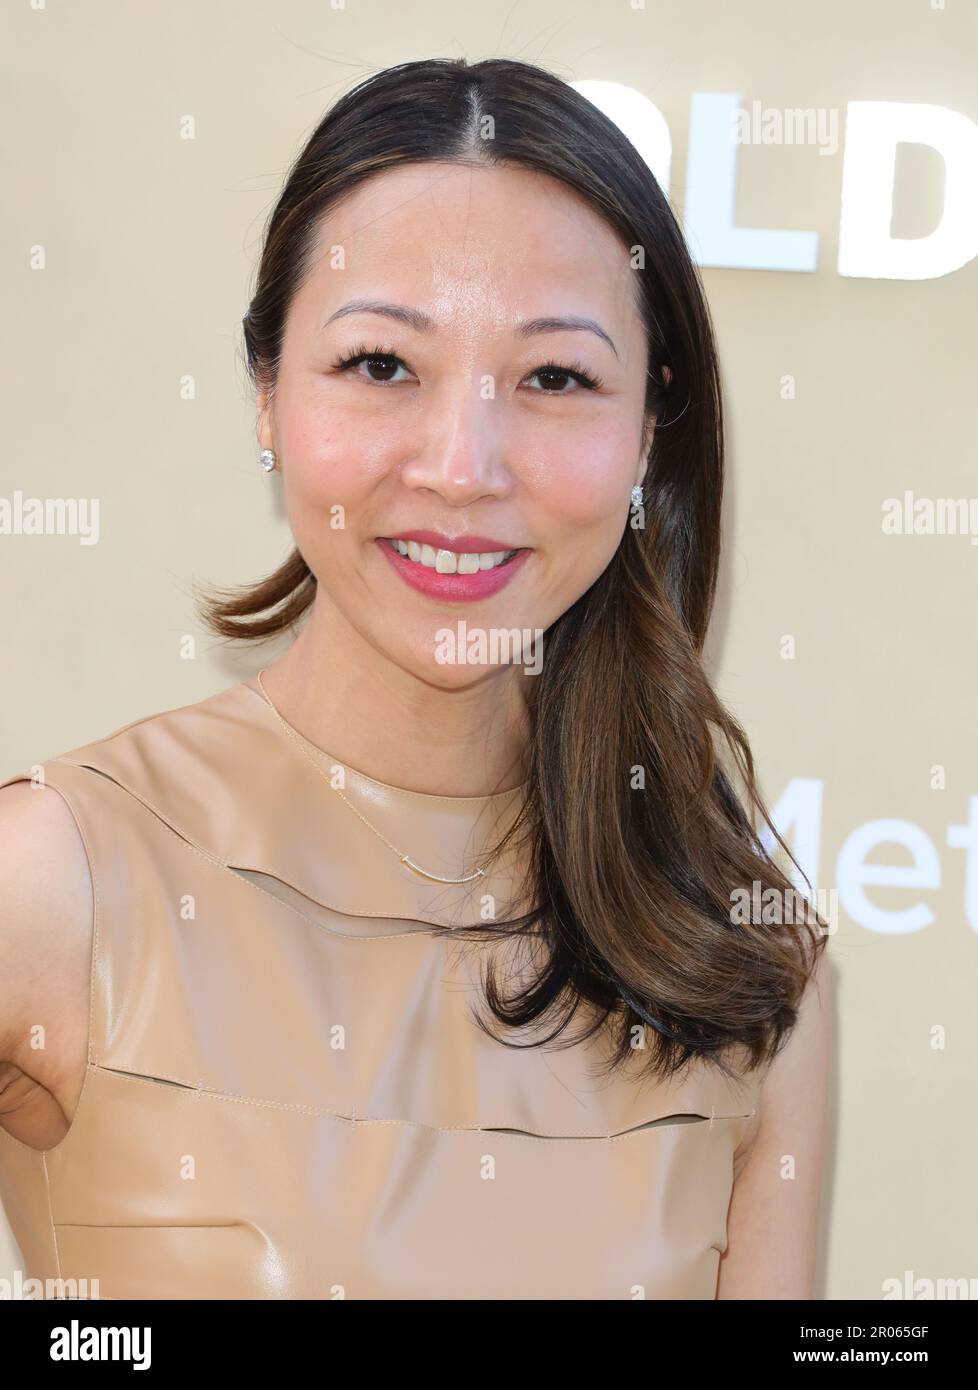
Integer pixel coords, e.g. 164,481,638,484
376,530,531,601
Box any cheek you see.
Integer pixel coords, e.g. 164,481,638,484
521,421,638,529
276,397,390,519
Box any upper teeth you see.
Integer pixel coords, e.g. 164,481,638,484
385,539,516,574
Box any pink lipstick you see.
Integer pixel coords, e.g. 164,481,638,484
375,530,531,602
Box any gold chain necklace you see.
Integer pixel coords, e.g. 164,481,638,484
255,669,487,885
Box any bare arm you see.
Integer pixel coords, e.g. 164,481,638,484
0,780,94,1148
716,946,833,1298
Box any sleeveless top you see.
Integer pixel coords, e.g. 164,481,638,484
0,676,763,1300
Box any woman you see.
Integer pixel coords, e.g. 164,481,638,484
0,57,830,1300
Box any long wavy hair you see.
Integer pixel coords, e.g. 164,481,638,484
199,57,827,1086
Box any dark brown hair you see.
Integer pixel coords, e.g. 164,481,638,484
199,57,827,1086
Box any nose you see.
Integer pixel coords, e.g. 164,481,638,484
398,377,515,505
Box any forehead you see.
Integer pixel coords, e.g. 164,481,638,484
296,161,643,334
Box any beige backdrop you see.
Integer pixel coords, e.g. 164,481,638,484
2,0,976,1300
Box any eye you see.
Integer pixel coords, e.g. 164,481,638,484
523,360,604,393
331,343,414,386
329,344,604,394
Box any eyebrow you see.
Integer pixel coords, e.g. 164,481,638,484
322,299,618,358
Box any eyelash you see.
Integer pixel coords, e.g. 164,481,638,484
330,341,604,392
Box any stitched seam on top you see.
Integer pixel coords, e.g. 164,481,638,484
71,763,467,935
224,864,455,940
16,769,104,1250
92,1064,752,1141
40,1152,62,1283
17,771,102,1069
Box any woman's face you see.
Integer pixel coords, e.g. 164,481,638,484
259,160,654,686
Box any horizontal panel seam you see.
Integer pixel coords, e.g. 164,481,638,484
54,1222,241,1230
74,763,470,934
92,1064,754,1140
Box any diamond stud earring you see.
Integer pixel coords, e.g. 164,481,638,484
631,484,643,507
259,449,277,473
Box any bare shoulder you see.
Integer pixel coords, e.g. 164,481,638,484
0,779,94,1144
717,948,834,1299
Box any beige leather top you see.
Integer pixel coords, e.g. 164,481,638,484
0,676,762,1299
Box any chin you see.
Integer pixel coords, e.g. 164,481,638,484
411,652,502,690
